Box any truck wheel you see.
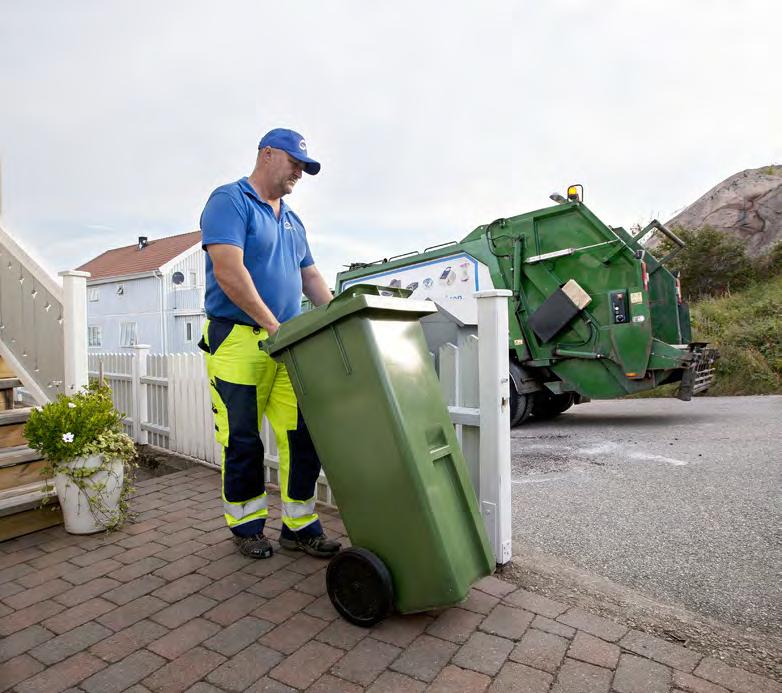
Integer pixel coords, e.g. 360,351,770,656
531,392,575,420
509,362,534,427
326,547,394,627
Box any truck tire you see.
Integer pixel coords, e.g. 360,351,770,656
509,362,534,427
531,391,575,420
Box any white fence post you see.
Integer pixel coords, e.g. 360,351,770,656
131,344,150,444
475,289,513,565
58,270,90,395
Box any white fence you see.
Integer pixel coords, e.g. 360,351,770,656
89,290,512,564
89,347,314,499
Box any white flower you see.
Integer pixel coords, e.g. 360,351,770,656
67,402,77,409
62,432,74,443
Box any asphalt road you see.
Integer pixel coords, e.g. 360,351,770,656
510,395,782,636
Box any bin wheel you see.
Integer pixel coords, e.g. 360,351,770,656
326,547,394,627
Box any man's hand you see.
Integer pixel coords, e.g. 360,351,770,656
207,244,280,334
301,265,333,307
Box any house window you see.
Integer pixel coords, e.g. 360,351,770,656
189,271,197,287
185,321,193,342
120,322,138,347
88,326,102,347
88,288,100,302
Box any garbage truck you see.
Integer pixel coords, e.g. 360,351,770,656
335,186,718,426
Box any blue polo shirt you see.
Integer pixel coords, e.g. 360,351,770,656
200,177,314,325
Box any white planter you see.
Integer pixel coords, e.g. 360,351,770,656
54,454,125,534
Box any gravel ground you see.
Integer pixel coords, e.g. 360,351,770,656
511,395,782,637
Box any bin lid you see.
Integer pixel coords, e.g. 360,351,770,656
265,284,438,355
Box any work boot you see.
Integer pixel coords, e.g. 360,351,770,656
280,527,341,558
233,533,273,559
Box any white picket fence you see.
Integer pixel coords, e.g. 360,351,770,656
89,290,512,563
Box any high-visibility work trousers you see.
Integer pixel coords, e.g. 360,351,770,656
201,318,321,537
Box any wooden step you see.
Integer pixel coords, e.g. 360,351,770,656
0,479,54,512
0,369,62,538
0,407,32,449
0,378,22,411
0,476,61,541
0,435,62,540
0,505,63,542
0,407,32,424
0,445,46,492
0,445,53,519
0,444,42,467
0,356,15,379
0,477,60,540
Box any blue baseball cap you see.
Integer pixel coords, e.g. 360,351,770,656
258,128,321,175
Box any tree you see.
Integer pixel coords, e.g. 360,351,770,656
754,240,782,278
655,226,755,300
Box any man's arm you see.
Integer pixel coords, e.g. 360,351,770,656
301,264,333,307
207,244,281,334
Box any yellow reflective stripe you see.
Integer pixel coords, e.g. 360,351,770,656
283,499,316,519
225,511,268,529
223,493,268,521
283,515,319,532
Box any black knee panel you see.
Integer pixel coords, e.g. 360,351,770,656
215,377,265,502
286,409,321,501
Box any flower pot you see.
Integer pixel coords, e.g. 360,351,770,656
54,454,125,534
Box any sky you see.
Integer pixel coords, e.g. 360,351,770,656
1,0,780,287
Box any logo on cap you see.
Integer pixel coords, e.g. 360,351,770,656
299,140,307,151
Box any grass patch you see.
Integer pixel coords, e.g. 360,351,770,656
691,275,782,395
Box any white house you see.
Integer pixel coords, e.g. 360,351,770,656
77,231,205,354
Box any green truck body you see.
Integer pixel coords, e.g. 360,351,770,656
335,195,717,425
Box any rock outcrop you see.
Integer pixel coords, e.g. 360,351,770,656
665,165,782,256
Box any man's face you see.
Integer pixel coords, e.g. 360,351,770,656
266,147,305,197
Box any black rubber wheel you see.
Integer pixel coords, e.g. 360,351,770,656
326,547,394,627
509,362,534,427
531,391,575,420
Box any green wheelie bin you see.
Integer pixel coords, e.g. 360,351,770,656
264,284,495,626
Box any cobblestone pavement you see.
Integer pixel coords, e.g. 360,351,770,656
1,466,780,692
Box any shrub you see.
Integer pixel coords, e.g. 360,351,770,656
754,240,782,278
655,226,755,300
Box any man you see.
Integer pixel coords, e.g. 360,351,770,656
199,128,340,560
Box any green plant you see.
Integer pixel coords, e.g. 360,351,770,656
754,240,782,278
656,226,755,300
689,275,782,396
24,385,138,530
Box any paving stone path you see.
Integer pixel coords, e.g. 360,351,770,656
1,467,779,692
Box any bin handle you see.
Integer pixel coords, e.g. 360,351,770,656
331,283,412,308
429,444,451,461
635,219,685,248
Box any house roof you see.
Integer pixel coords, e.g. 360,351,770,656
77,231,202,280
